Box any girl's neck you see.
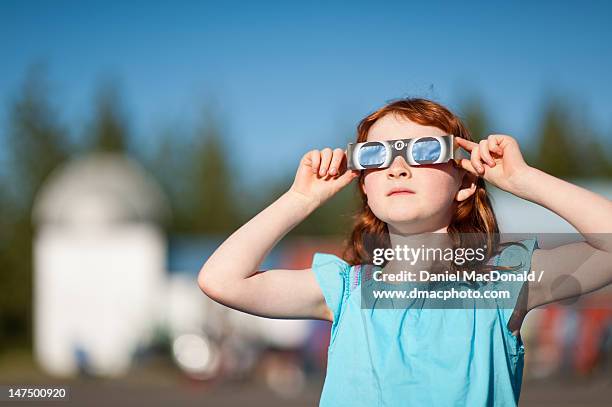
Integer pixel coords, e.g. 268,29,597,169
387,224,450,246
383,224,453,275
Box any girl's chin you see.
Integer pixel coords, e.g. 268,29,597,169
383,212,422,224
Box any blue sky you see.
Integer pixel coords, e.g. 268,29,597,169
1,1,611,188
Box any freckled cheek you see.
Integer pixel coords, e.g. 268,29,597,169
362,177,389,210
362,174,385,196
363,178,384,197
417,177,458,206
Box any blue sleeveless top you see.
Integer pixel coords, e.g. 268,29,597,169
312,238,539,407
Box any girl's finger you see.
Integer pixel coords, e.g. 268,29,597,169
479,140,496,167
336,149,348,174
471,146,485,175
319,148,333,176
336,167,360,186
329,148,344,176
459,158,479,176
455,136,478,152
310,150,321,174
488,136,503,155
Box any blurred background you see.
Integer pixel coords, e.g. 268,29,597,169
1,1,612,405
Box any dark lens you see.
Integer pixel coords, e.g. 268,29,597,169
358,143,387,166
411,138,441,163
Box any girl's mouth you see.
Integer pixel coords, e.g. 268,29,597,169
387,187,415,196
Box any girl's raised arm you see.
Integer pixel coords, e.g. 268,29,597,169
197,147,359,321
456,135,612,312
514,168,612,310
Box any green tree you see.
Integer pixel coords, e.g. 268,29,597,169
88,80,129,153
533,99,579,178
460,95,490,142
187,109,241,234
5,65,68,207
532,97,612,179
1,66,69,350
146,127,193,233
571,110,612,179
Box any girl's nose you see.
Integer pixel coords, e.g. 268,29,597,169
387,156,412,179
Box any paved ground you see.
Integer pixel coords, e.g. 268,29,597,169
2,351,611,406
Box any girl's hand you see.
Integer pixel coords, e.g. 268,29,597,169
456,134,532,193
289,147,360,207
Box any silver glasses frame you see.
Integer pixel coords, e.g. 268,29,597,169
347,134,464,170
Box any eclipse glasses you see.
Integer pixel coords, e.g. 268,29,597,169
347,134,467,170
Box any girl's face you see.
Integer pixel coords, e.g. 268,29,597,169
361,114,474,234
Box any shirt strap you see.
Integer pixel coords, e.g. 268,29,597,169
351,264,378,291
350,265,362,291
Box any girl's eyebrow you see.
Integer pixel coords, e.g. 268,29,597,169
367,134,447,142
375,133,447,139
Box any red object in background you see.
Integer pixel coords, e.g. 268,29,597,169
574,299,612,375
536,298,612,377
537,305,564,372
279,237,346,270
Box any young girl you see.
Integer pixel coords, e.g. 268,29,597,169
198,98,612,406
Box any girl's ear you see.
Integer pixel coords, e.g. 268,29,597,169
360,175,367,195
455,171,478,202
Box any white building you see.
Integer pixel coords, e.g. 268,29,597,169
32,153,170,377
31,152,312,380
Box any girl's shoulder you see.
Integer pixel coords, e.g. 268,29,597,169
495,237,540,270
311,252,356,322
311,253,378,317
349,263,380,291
